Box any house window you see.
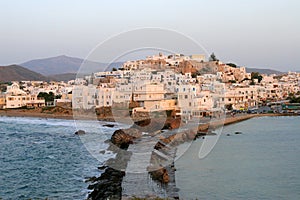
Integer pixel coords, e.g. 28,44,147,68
185,95,188,99
229,98,231,101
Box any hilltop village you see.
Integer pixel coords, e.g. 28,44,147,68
1,53,299,119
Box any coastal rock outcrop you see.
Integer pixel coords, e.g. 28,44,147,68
148,166,170,184
74,130,86,135
163,118,181,130
111,128,142,149
103,124,115,128
87,167,125,200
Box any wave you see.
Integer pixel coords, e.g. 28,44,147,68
0,116,76,127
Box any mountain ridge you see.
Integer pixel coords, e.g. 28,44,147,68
0,65,49,82
245,67,283,75
21,55,123,76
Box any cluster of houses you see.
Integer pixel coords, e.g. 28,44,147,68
1,53,299,120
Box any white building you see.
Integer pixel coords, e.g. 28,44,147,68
5,83,45,109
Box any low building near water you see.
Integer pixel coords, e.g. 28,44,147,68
4,83,45,109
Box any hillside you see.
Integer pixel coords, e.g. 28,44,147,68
0,65,49,82
21,55,123,76
48,73,77,82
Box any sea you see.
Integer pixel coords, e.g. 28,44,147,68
0,116,299,200
0,116,122,200
175,116,300,200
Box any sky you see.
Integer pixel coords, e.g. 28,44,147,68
0,0,299,71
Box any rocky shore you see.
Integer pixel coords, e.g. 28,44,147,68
85,118,183,200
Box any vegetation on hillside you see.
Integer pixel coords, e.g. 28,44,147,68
287,93,300,103
37,92,61,102
209,52,219,62
250,72,263,85
226,63,238,68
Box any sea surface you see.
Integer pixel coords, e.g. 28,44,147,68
1,116,299,200
0,116,120,200
175,116,300,200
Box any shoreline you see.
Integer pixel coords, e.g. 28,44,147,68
0,109,75,120
0,109,297,123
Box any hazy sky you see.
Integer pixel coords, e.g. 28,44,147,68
0,0,299,71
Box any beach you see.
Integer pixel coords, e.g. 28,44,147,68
0,108,297,125
0,109,74,120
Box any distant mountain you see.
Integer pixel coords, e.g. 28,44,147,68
21,55,123,76
246,67,283,75
0,65,49,82
48,73,77,82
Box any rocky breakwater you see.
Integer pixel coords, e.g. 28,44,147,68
148,128,197,183
87,127,142,200
86,117,187,200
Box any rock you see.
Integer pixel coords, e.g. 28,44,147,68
74,130,85,135
97,165,107,170
186,130,197,140
148,167,170,184
235,131,242,134
226,134,231,136
110,128,143,149
162,170,170,183
87,167,125,200
111,129,134,149
103,124,115,128
99,150,106,154
122,128,142,138
132,118,165,133
163,118,181,130
85,176,97,183
168,118,181,129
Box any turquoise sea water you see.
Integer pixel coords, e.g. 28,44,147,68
0,116,118,200
175,116,300,200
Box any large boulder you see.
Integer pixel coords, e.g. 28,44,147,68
122,128,142,138
111,128,142,149
111,129,134,149
148,166,169,183
163,118,181,130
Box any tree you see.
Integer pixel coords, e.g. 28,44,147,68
251,72,263,83
225,104,233,110
55,94,62,99
37,92,55,102
209,52,219,61
112,67,118,71
226,63,237,68
287,94,300,103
